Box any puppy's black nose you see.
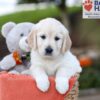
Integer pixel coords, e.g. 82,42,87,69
45,46,53,55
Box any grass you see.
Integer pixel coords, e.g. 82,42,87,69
0,6,81,30
0,7,60,30
79,63,100,90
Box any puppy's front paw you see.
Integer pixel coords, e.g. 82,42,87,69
36,77,50,92
55,77,69,94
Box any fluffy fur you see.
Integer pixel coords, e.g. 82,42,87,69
27,18,82,94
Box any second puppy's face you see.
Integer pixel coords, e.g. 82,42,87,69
28,18,72,59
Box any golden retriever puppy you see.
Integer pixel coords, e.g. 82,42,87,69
27,18,82,94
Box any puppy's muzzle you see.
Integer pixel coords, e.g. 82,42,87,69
45,46,53,55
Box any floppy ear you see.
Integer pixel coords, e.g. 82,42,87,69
1,22,16,38
62,34,72,54
27,30,37,50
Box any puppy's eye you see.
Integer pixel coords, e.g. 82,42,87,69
20,33,24,37
40,35,46,40
55,36,60,41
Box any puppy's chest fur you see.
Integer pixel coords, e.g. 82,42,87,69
31,51,63,75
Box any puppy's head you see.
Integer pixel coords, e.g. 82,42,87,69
28,18,72,58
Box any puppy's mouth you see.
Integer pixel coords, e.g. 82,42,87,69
45,51,53,56
45,53,52,56
43,53,53,59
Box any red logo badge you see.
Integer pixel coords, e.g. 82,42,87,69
83,0,93,11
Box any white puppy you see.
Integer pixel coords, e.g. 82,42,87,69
27,18,82,94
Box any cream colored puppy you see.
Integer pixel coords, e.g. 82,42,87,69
27,18,82,94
